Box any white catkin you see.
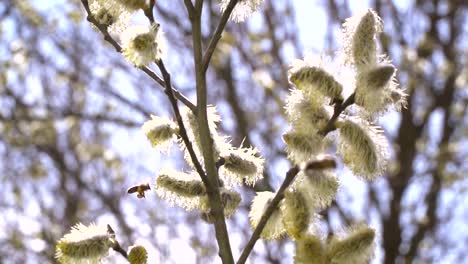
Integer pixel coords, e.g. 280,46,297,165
249,191,286,240
337,117,389,180
220,0,264,22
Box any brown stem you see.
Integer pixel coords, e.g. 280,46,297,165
319,93,355,136
156,60,209,185
237,166,299,264
186,3,234,263
202,0,239,74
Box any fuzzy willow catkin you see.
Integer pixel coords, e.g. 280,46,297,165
281,191,310,240
249,191,286,240
55,223,113,264
128,245,148,264
290,66,343,101
325,225,376,264
294,235,325,264
337,117,389,180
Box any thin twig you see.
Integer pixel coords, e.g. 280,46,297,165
80,0,196,112
107,225,128,260
236,147,338,264
156,60,209,185
237,165,300,264
143,0,156,23
202,0,239,74
183,0,196,18
319,93,355,136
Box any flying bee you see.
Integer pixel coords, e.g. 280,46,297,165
127,183,151,199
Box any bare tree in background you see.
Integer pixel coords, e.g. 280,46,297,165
0,0,466,263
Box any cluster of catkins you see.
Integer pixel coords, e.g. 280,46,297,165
273,9,406,264
89,0,265,67
55,2,407,263
142,106,264,217
54,1,268,263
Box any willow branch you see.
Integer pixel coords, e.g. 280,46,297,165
237,165,300,264
319,93,355,136
156,60,209,185
143,0,156,23
80,0,196,112
188,4,234,263
107,225,128,261
202,0,239,73
183,0,196,18
237,153,337,264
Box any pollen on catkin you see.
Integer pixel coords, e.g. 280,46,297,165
342,9,382,70
325,224,376,264
294,234,326,264
141,115,177,152
249,191,286,240
127,245,148,264
121,24,163,67
220,146,264,186
55,223,113,264
220,0,264,23
281,191,310,240
155,168,207,211
337,117,389,180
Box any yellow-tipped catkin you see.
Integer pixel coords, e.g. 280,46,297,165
128,245,148,264
294,234,326,264
198,188,242,218
55,223,113,264
179,106,232,167
90,0,130,34
220,189,242,217
141,115,177,152
281,191,310,240
121,24,163,67
325,225,376,264
249,191,286,240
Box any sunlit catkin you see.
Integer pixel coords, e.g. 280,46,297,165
281,191,310,240
55,223,113,264
337,117,389,180
325,225,376,264
294,234,326,264
249,191,286,240
342,9,382,70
